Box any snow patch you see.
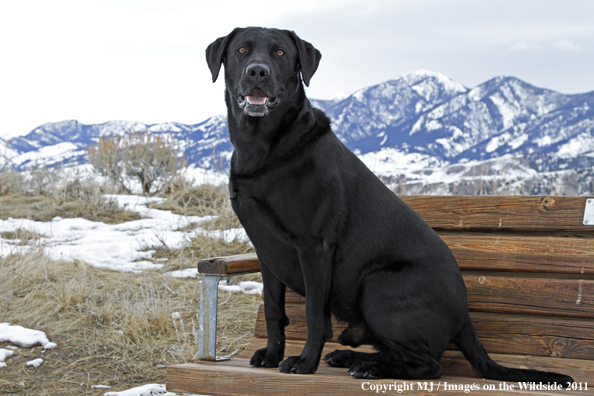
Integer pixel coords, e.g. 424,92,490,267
217,281,263,295
164,268,199,278
0,349,14,368
26,358,43,368
0,195,249,272
0,323,53,348
486,132,512,153
557,133,594,158
104,383,177,396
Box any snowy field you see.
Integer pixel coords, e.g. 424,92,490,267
0,185,261,396
0,195,248,273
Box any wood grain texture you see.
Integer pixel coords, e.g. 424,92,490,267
464,275,594,318
253,303,594,360
166,352,593,395
196,233,594,276
238,340,594,383
283,277,594,319
173,196,594,395
401,196,594,232
441,234,594,274
198,253,260,275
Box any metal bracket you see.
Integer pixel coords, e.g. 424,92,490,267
198,275,230,361
584,199,594,225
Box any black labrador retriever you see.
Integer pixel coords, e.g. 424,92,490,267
205,27,573,383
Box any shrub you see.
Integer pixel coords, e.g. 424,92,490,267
87,131,186,195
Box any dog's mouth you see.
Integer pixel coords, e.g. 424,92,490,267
238,88,281,117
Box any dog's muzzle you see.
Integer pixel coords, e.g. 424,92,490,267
238,88,281,117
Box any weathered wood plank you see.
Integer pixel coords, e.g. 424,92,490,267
284,277,594,319
167,353,593,395
197,232,594,277
238,340,594,384
401,196,594,232
254,304,594,360
198,253,260,275
465,275,594,319
442,234,594,275
468,312,594,360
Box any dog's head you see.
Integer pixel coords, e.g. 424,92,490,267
206,27,321,117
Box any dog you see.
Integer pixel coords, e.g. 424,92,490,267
205,27,573,383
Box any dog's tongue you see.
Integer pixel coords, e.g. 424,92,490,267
247,89,268,105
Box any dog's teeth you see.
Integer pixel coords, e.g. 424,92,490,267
247,96,268,105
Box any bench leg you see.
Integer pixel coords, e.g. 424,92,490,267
198,275,230,361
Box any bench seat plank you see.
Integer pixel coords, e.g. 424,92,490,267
167,347,593,395
237,340,594,384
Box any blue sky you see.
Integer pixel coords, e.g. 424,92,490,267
1,0,593,138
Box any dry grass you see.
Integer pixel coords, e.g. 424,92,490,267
0,171,261,394
0,249,261,395
150,233,255,275
0,169,141,224
0,228,47,245
142,181,254,274
0,194,141,224
150,183,242,231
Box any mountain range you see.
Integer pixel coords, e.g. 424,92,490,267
2,70,593,195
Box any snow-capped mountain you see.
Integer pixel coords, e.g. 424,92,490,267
2,116,234,171
2,70,593,194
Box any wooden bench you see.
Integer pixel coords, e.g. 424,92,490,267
167,196,594,395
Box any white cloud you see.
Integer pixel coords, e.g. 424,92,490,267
551,39,582,51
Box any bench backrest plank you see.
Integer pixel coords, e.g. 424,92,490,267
401,196,590,232
442,234,594,275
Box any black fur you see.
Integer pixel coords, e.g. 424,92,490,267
205,26,574,384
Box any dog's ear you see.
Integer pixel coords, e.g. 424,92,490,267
289,31,322,87
205,29,239,83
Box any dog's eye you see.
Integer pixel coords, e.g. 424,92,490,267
276,50,285,57
238,47,247,54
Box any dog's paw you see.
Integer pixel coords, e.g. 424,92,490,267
323,350,355,368
249,347,283,368
278,356,318,374
348,361,384,379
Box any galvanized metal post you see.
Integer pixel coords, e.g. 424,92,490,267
198,275,229,361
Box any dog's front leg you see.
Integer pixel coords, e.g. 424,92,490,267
278,240,333,374
250,260,288,367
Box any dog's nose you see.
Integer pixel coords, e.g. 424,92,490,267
246,63,270,81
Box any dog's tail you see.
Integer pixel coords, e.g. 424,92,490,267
453,319,574,386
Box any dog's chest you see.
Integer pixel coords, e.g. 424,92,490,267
229,175,307,292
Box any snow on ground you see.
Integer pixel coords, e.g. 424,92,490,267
103,383,206,396
165,272,263,295
359,148,539,190
0,323,54,348
0,348,14,368
0,194,249,272
0,182,258,393
26,358,43,367
104,384,176,396
218,280,263,295
0,323,55,369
